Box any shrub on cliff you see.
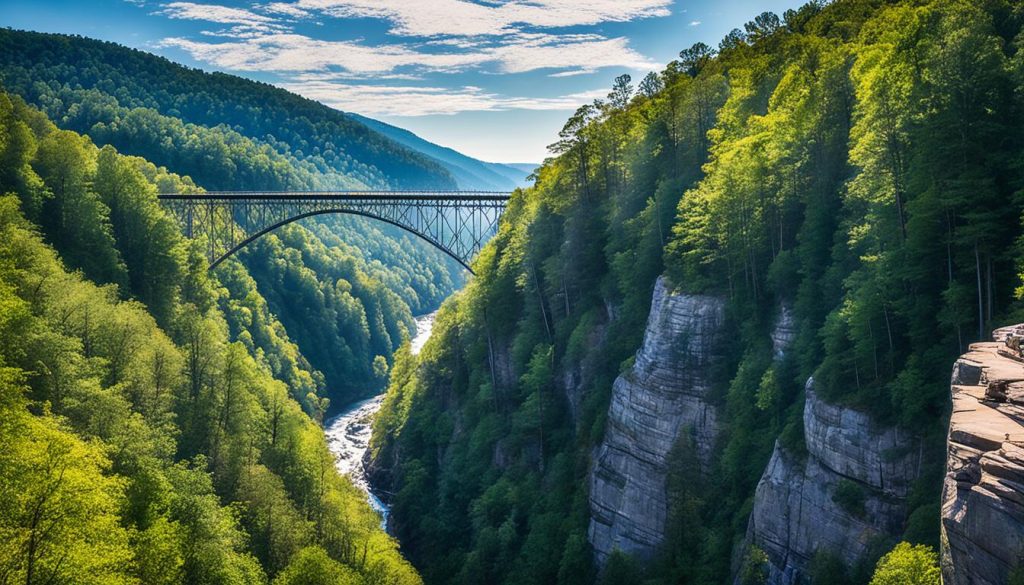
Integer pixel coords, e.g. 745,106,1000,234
869,542,941,585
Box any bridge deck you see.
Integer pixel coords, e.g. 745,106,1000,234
158,191,511,201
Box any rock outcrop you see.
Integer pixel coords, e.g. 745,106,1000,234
743,380,920,583
942,325,1024,585
588,276,726,563
772,305,797,360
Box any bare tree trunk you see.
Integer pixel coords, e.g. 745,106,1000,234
986,255,993,329
976,242,984,340
532,265,552,343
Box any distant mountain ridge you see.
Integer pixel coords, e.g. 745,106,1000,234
350,114,535,191
0,29,535,193
0,29,455,190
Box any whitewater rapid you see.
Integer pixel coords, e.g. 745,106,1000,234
323,311,436,527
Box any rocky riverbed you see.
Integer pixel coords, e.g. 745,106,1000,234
324,311,436,527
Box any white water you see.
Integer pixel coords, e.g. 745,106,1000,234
323,311,436,527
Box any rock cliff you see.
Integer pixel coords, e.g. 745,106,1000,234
743,380,920,583
587,277,726,563
771,304,797,360
942,325,1024,585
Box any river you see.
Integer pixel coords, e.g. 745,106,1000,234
323,311,436,527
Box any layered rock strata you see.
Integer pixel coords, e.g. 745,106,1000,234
587,276,726,563
942,324,1024,585
743,381,920,583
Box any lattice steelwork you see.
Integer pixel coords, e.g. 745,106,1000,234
158,191,511,272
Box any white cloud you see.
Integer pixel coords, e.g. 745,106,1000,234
283,0,671,37
157,2,287,33
151,0,665,124
689,20,702,26
260,2,311,18
279,80,607,116
160,34,487,73
548,69,591,78
160,31,655,75
496,32,651,74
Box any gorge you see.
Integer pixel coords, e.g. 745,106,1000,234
325,312,438,528
3,0,1024,584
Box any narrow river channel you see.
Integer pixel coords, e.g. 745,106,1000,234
323,311,436,527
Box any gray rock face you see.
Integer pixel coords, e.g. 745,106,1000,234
942,327,1024,585
587,276,725,564
744,380,920,584
803,386,919,498
772,305,797,359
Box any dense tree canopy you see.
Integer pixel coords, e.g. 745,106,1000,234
370,1,1024,584
0,31,467,406
0,90,421,584
0,29,456,190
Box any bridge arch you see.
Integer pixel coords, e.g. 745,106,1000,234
158,191,510,274
212,208,478,272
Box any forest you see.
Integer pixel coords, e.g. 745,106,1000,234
368,0,1024,584
0,28,467,407
0,29,455,190
0,21,484,585
0,89,423,583
3,0,1023,583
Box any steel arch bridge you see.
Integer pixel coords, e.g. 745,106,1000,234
157,191,511,273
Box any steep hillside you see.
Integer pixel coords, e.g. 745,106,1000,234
369,1,1024,584
0,90,419,584
0,29,455,190
0,29,467,405
350,114,534,191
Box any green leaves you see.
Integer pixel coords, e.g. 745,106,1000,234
0,92,423,585
869,542,941,585
0,371,136,585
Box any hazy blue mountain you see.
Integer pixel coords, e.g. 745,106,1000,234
350,114,535,191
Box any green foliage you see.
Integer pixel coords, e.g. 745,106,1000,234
0,29,454,191
0,370,136,585
364,31,722,581
273,547,361,585
902,503,940,548
598,552,643,585
370,1,1024,584
868,542,941,585
0,93,422,585
832,479,867,518
809,550,852,585
1010,564,1024,585
739,546,769,585
0,32,466,406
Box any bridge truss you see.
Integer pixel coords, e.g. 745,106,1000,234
157,191,511,272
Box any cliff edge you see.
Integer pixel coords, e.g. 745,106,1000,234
942,324,1024,584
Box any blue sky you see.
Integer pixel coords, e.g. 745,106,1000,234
2,0,805,163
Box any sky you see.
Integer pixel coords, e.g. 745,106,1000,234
1,0,805,163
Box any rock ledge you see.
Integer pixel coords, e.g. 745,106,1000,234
942,325,1024,585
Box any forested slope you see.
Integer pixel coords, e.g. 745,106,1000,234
0,29,467,406
369,1,1024,584
0,29,454,190
0,90,419,584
